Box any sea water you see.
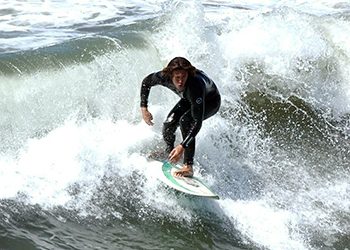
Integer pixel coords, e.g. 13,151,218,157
0,1,349,249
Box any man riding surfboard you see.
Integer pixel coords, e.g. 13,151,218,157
140,57,221,177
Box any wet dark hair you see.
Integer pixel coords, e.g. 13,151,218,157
162,57,196,78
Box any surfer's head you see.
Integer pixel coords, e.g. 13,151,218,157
163,57,196,92
162,57,196,78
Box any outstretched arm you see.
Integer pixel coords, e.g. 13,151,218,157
139,71,174,126
140,73,158,126
140,74,154,108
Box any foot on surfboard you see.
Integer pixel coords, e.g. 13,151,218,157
174,164,193,178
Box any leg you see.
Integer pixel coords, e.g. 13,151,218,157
162,99,190,153
179,110,195,166
174,96,221,177
179,95,221,165
173,110,195,177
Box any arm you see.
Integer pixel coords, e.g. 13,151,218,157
140,72,163,125
140,73,154,108
141,107,154,126
140,74,154,125
141,71,171,107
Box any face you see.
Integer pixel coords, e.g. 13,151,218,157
171,69,188,92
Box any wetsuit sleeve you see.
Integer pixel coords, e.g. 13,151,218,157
140,72,160,108
181,85,205,148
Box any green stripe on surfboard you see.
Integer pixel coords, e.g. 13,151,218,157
161,161,219,199
162,161,194,193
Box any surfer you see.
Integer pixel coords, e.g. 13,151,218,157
140,57,221,177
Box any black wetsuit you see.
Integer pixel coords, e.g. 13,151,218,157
140,70,221,165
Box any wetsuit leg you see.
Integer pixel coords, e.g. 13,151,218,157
162,99,190,153
180,95,221,165
179,110,195,165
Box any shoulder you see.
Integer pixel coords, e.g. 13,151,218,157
188,70,206,88
186,76,204,99
144,71,165,80
142,71,167,85
193,70,210,82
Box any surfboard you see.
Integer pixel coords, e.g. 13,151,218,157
155,161,219,199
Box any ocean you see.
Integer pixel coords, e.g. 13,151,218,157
0,0,350,249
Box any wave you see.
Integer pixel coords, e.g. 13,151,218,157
0,1,350,249
0,36,125,76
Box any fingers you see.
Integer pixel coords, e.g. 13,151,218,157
141,108,154,126
168,145,184,163
144,113,154,126
168,149,178,162
169,153,180,163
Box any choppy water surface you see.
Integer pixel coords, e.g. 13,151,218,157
0,1,350,249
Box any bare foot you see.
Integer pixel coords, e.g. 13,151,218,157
174,165,193,178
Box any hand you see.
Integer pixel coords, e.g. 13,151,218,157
141,107,154,126
168,144,184,163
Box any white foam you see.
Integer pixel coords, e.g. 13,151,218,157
0,119,155,206
204,0,350,15
209,3,350,117
0,115,199,223
322,18,350,117
219,199,308,250
150,0,350,120
150,1,208,61
289,180,350,236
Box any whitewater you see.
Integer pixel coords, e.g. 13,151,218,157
0,0,349,249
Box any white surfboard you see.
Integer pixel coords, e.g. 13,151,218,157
155,161,219,199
